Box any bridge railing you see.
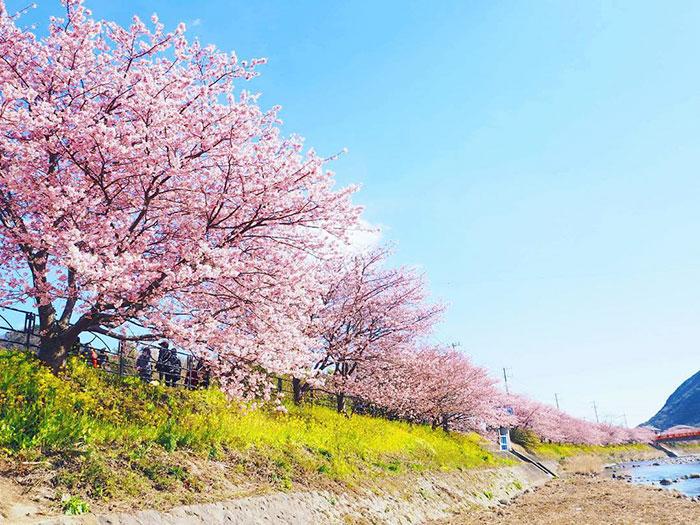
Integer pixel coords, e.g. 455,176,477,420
655,430,700,442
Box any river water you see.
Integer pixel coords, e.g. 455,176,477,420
615,458,700,497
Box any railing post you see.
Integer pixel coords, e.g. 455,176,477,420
23,312,35,350
186,355,193,388
118,341,125,377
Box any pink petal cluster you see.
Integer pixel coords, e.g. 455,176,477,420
343,345,511,432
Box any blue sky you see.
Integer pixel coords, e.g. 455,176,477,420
16,1,700,425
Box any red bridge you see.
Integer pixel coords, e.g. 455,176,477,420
655,429,700,442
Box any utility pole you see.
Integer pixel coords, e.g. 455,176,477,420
503,367,510,395
592,401,599,423
554,393,560,410
622,413,629,427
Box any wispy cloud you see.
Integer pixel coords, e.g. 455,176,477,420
191,18,202,27
346,219,383,254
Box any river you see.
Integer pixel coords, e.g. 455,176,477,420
614,457,700,497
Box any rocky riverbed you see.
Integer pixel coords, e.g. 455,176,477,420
607,456,700,497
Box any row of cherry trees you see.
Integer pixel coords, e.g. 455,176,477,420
0,1,649,445
508,394,654,445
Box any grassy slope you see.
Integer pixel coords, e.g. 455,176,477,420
527,442,654,461
510,428,658,465
0,350,505,510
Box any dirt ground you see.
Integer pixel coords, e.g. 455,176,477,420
437,474,699,525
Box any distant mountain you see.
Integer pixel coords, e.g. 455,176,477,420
644,370,700,431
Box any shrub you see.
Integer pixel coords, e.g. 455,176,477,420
61,494,90,515
510,427,541,448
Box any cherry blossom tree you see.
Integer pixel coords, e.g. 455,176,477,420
508,394,653,445
0,3,660,443
305,248,443,411
347,345,512,431
0,0,360,383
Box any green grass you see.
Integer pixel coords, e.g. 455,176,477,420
527,441,652,461
60,494,90,515
0,349,506,505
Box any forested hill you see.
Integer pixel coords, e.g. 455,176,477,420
645,370,700,430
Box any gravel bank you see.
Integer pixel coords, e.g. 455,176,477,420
435,473,699,524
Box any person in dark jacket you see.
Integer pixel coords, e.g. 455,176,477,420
135,347,152,382
156,341,170,382
165,351,181,387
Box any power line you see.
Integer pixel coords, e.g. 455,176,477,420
554,393,560,410
592,401,600,423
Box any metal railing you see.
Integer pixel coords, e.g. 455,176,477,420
0,305,209,390
0,305,384,414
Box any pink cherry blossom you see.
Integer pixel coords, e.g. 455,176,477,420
0,0,360,389
0,2,653,445
304,247,443,410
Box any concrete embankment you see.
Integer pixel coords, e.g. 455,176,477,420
35,464,550,525
652,442,680,457
12,446,669,524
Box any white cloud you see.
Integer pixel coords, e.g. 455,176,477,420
191,18,202,27
346,218,383,254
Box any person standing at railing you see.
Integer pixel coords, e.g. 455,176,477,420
186,358,211,389
96,348,108,369
156,341,170,382
136,346,152,382
165,351,182,387
80,344,98,368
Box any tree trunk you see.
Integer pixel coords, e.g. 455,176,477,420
441,415,449,433
336,392,346,413
292,377,304,404
37,335,72,373
34,306,95,373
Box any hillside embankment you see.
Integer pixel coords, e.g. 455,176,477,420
3,444,670,525
23,465,547,525
672,441,700,454
93,446,677,525
0,350,670,524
